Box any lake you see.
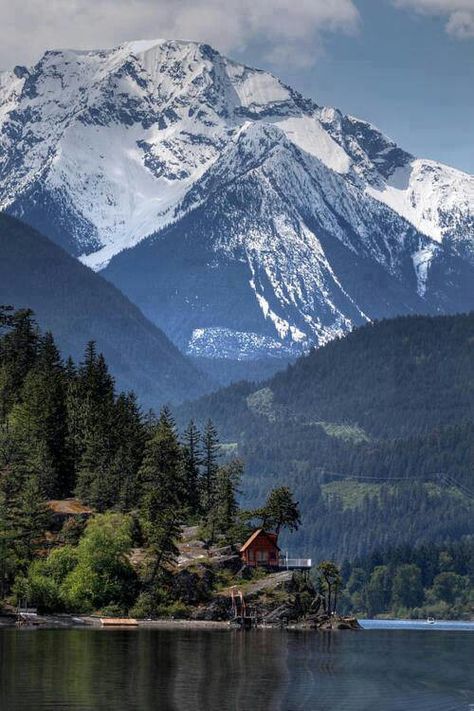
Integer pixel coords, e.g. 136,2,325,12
1,624,473,710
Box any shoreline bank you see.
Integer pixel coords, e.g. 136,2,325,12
0,613,360,631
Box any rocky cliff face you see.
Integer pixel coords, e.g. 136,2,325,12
1,40,473,360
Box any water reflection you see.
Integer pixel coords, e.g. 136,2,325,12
0,627,472,710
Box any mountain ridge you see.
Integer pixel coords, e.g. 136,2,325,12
0,212,211,406
1,39,473,361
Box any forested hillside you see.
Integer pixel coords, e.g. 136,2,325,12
0,307,274,615
0,213,210,407
178,313,474,559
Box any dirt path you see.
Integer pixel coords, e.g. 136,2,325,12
220,571,293,597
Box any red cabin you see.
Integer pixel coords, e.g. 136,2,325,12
240,529,280,568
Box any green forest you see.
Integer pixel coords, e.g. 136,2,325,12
339,539,474,620
178,313,474,560
0,305,299,617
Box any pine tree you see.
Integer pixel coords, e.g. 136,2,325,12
139,407,184,497
0,308,38,419
138,407,187,584
64,357,81,495
201,419,220,516
182,420,202,516
261,486,301,536
140,491,183,583
317,561,343,615
6,477,50,574
107,393,145,511
8,333,69,497
0,487,17,597
212,459,243,538
75,343,116,508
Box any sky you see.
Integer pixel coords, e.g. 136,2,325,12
0,0,472,173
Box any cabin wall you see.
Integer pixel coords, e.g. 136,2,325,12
242,537,279,567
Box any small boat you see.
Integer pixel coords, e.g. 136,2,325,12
426,617,436,625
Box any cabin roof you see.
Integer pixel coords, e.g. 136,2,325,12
47,498,93,515
240,528,280,553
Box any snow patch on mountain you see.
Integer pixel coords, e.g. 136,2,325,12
367,160,474,247
187,327,305,360
276,115,351,174
412,243,439,297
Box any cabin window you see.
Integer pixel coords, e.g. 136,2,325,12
257,550,268,563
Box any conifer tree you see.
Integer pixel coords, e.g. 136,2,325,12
64,357,81,494
139,407,183,497
212,459,243,538
8,333,69,497
75,343,116,508
201,419,220,515
0,308,38,419
261,486,301,536
317,561,343,615
182,420,202,516
138,407,186,583
6,476,50,574
0,487,17,597
140,491,183,583
107,392,145,511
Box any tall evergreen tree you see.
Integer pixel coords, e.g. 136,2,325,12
201,419,220,516
261,486,301,536
6,477,50,577
64,357,81,495
75,343,116,508
139,407,183,496
0,308,38,419
182,420,202,516
212,459,243,538
8,333,69,497
107,393,145,511
138,407,186,584
0,487,17,597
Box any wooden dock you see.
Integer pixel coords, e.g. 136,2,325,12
100,618,139,626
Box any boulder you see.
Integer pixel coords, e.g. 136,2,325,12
172,566,215,605
191,596,231,621
208,554,242,574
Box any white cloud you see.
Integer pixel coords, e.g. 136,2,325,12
0,0,360,70
393,0,474,39
446,10,474,38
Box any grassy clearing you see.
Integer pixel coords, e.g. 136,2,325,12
322,481,387,508
316,421,370,444
322,480,472,510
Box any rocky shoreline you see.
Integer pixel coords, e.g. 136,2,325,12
1,612,360,631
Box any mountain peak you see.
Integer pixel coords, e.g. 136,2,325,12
0,40,473,361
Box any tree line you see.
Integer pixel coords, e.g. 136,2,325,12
338,538,474,619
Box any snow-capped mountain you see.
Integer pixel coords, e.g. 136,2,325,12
0,39,473,360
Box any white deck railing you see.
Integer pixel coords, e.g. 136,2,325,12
279,557,312,569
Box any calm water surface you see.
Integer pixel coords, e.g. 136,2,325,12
0,626,473,710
